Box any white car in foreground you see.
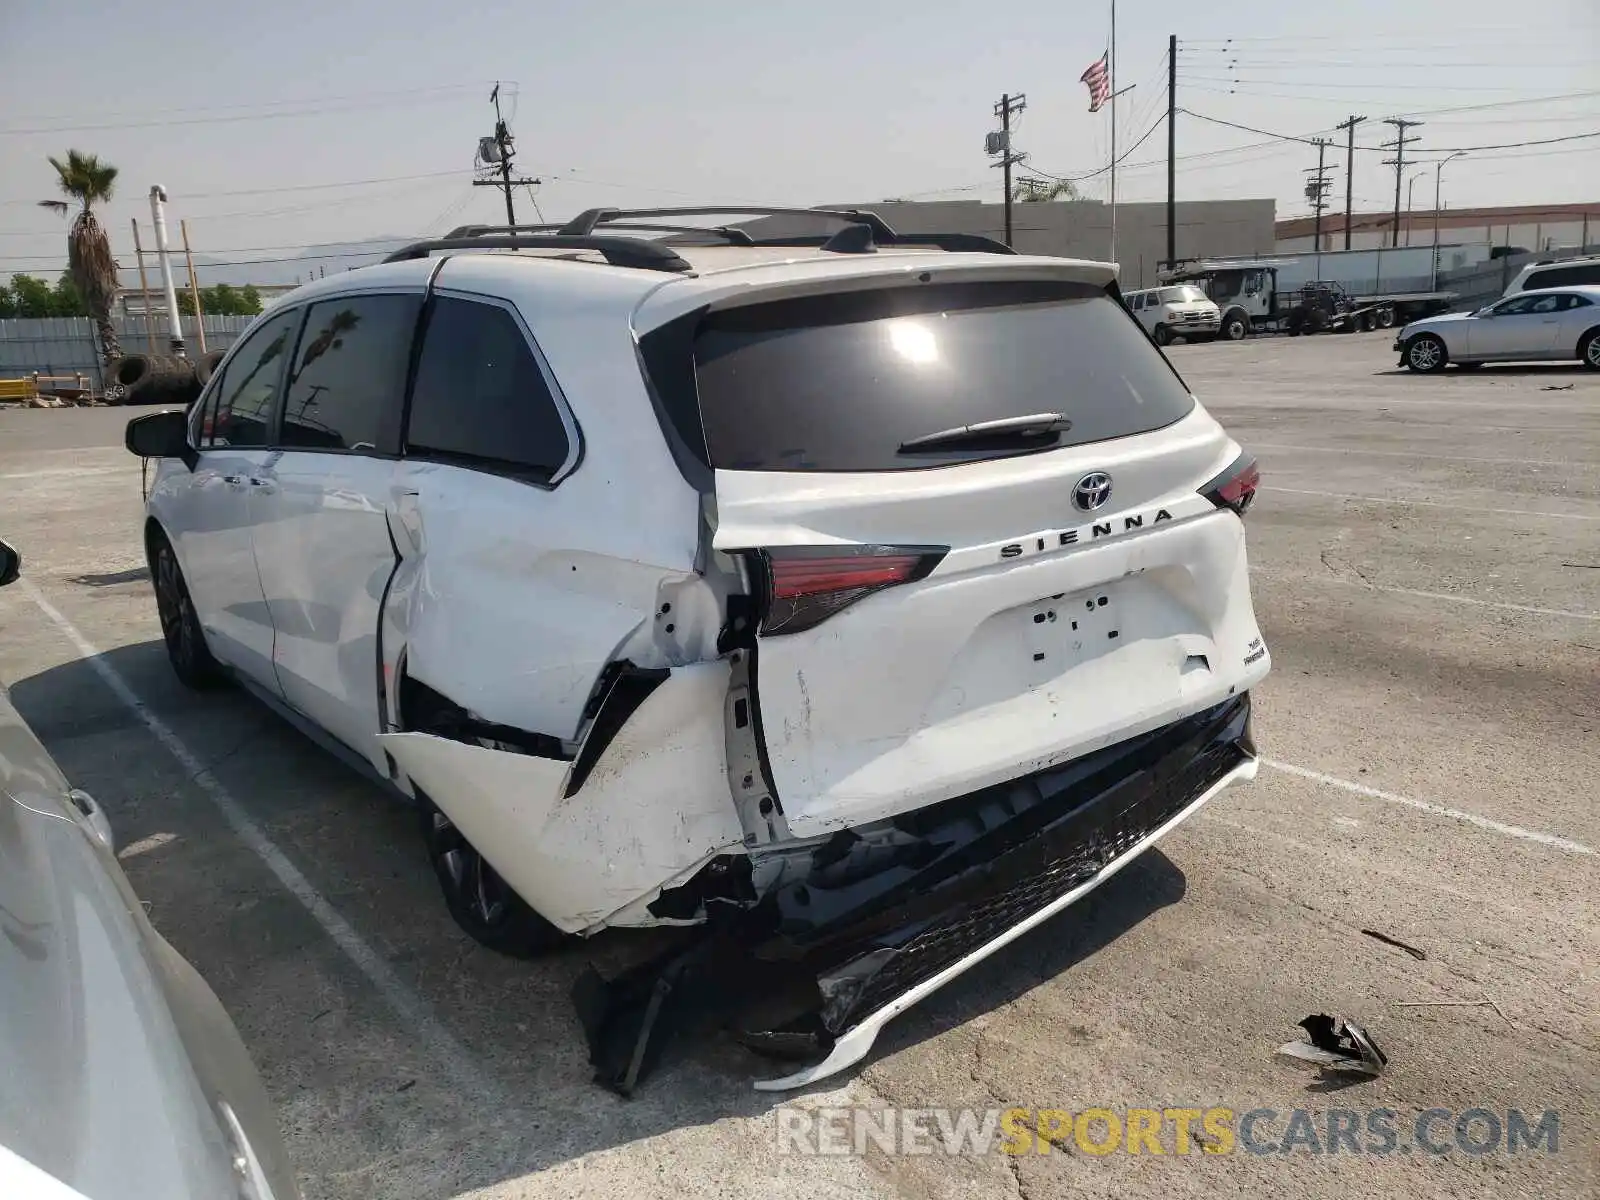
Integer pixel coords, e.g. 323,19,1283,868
1397,284,1600,372
125,206,1270,1092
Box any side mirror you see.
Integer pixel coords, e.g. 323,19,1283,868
125,409,192,461
0,539,20,588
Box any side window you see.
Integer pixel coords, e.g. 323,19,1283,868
1566,294,1593,309
405,296,573,481
282,294,420,452
1528,294,1563,314
1495,296,1535,316
192,365,224,445
202,310,301,449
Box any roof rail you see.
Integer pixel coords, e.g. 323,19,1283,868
558,205,900,243
381,234,694,273
446,220,758,247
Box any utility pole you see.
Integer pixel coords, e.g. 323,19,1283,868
1166,33,1177,269
1303,138,1333,277
989,93,1027,247
179,218,206,355
129,218,157,354
1381,117,1423,249
474,82,540,226
1335,114,1366,249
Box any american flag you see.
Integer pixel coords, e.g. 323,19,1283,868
1080,52,1111,112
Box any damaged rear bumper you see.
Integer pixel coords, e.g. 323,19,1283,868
578,693,1256,1093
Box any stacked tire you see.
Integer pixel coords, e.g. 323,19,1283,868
106,353,203,407
195,349,226,387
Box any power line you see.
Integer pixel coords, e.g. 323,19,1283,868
1179,109,1600,152
2,83,496,125
0,85,493,136
1028,114,1167,183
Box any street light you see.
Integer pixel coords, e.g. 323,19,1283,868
1405,171,1427,246
1432,151,1467,290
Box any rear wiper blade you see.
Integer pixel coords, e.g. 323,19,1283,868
897,412,1072,453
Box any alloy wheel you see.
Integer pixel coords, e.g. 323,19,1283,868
1408,338,1442,371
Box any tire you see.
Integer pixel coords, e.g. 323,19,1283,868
126,354,201,407
1153,323,1172,346
1221,310,1249,341
1376,306,1397,329
1360,311,1376,333
112,355,151,388
1580,329,1600,371
1404,334,1448,373
195,349,225,387
151,533,224,689
422,800,568,957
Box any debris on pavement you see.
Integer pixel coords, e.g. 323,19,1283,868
1360,928,1428,960
1540,383,1575,391
1276,1014,1389,1076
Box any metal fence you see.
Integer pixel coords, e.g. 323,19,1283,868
0,314,254,389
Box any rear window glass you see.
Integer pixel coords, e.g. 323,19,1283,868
1524,264,1600,290
689,281,1195,472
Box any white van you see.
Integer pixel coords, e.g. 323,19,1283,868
1503,255,1600,297
1124,285,1222,344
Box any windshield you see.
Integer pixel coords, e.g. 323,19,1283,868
1160,286,1208,305
683,281,1196,472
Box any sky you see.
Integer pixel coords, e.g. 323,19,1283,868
1,0,1597,281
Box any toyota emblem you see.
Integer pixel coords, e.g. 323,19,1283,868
1073,472,1113,511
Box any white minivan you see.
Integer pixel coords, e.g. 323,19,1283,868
1124,285,1222,344
124,206,1269,1092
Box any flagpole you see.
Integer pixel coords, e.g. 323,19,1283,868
1110,0,1117,263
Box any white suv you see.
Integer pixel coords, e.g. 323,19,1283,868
125,207,1269,1092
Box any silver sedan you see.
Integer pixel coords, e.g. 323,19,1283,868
1396,284,1600,372
0,538,300,1199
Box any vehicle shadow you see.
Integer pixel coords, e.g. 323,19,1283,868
1373,362,1587,378
7,641,1188,1196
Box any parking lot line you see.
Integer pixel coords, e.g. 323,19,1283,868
1265,573,1600,621
1261,485,1599,522
18,577,511,1112
0,466,122,482
1249,442,1581,468
1259,758,1594,856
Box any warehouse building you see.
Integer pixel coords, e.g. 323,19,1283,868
1276,202,1600,254
742,198,1277,289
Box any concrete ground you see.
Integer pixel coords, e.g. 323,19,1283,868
1,331,1595,1199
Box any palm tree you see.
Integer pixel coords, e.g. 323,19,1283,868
1012,176,1079,203
39,150,121,364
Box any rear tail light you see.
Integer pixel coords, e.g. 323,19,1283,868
1200,451,1259,516
757,545,946,635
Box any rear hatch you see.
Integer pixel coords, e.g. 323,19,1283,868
643,267,1269,836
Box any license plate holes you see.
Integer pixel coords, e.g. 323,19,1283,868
1027,589,1118,667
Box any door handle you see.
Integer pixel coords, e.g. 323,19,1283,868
248,477,275,492
222,474,245,488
